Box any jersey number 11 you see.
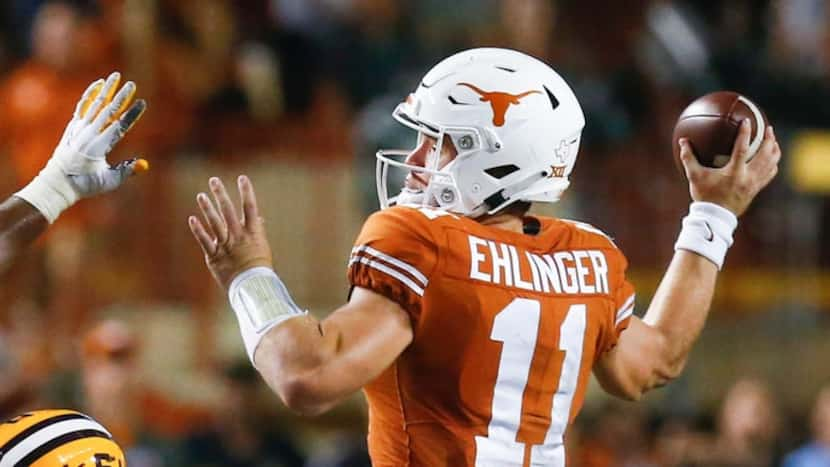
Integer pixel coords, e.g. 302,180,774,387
475,298,586,467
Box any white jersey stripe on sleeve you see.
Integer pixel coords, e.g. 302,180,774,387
615,305,634,326
615,294,635,325
349,256,425,296
350,245,429,286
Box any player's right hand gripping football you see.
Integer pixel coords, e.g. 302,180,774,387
678,119,781,217
14,72,147,223
188,176,274,290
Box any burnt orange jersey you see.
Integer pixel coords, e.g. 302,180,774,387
348,206,635,467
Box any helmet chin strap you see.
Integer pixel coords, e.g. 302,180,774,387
393,187,428,206
388,168,552,219
481,171,550,215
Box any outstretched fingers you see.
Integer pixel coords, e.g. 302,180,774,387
92,81,136,134
117,98,146,133
197,191,227,246
75,79,104,120
189,216,216,256
210,177,243,238
83,72,121,123
96,99,147,158
238,175,260,230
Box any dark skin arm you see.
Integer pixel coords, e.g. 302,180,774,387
0,73,148,273
0,197,48,273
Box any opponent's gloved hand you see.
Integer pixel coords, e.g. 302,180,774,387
14,71,148,223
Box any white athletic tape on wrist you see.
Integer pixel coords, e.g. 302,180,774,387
14,160,80,223
228,266,306,365
674,201,738,270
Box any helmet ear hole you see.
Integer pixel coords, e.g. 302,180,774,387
484,164,520,179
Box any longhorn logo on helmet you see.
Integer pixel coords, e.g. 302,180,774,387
457,83,541,127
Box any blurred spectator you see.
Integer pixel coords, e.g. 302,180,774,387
0,0,98,190
570,401,659,467
695,378,783,467
650,415,710,467
499,0,554,60
261,1,322,116
179,359,305,467
80,319,209,467
782,385,830,467
768,0,827,79
323,0,417,110
0,303,51,417
304,434,371,467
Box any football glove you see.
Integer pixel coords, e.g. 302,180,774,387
15,71,148,223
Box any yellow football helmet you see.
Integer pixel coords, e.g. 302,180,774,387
0,409,125,467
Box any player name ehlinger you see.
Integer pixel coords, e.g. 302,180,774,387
468,235,610,295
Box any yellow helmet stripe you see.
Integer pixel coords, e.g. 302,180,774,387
16,430,110,466
0,412,90,454
0,415,111,466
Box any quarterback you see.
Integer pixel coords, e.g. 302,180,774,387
190,48,780,466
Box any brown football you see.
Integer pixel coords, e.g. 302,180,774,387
672,91,769,175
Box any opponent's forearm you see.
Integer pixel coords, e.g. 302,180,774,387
642,250,718,373
0,197,48,272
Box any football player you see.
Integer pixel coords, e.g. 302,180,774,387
0,71,147,272
0,410,125,466
0,73,144,466
189,48,781,466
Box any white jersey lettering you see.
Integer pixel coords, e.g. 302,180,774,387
468,236,610,295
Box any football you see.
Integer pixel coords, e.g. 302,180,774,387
672,91,769,175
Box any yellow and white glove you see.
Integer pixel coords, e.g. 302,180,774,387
14,72,148,223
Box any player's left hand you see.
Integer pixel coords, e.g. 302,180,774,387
189,176,274,290
56,71,148,197
15,71,149,223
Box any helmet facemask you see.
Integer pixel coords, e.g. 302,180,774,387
376,103,499,216
376,107,566,217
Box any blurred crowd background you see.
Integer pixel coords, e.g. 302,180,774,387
0,0,828,466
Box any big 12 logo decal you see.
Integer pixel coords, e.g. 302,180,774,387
94,453,122,467
63,453,122,467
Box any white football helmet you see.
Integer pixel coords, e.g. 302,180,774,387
376,47,585,217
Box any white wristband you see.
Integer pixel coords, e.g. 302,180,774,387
674,201,738,270
228,266,305,365
14,160,79,224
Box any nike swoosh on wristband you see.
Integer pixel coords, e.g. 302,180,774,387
703,221,714,242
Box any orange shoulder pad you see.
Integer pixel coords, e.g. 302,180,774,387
348,206,442,319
